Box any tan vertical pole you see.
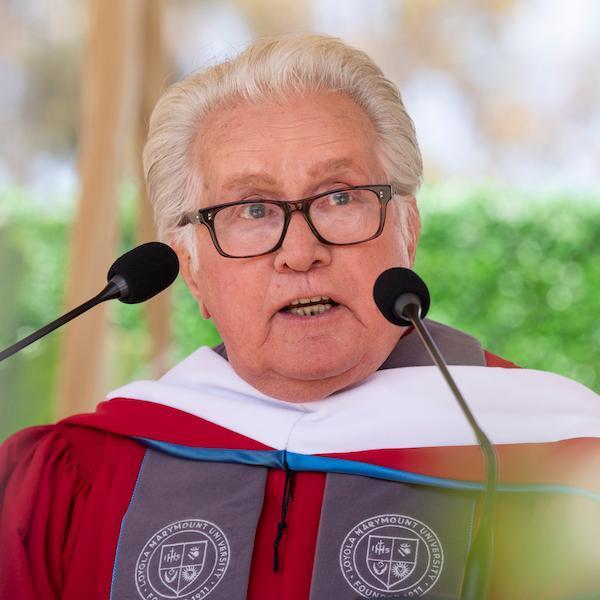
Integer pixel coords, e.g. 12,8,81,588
135,0,172,377
55,0,143,418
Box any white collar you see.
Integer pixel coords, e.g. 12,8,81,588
107,346,600,454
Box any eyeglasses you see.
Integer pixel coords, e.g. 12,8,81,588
178,184,400,259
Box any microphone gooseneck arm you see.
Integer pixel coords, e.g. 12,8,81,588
0,242,179,364
0,276,128,364
396,296,497,600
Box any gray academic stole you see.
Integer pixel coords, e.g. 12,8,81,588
309,474,475,599
110,448,267,600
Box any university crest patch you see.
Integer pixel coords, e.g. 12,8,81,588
135,518,230,599
339,514,443,597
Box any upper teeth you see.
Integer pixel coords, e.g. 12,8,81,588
290,296,331,306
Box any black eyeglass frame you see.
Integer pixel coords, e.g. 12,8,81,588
178,184,401,259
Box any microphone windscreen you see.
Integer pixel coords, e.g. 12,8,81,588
107,242,179,304
373,267,431,326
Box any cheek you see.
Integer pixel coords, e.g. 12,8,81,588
200,263,265,334
195,239,240,303
337,250,389,311
361,231,406,277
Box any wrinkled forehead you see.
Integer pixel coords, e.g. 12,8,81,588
191,92,385,203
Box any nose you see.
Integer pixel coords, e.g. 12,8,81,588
273,211,332,272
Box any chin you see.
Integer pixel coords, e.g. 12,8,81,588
277,359,351,382
272,333,372,381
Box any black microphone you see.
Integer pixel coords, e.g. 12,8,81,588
0,242,179,363
374,267,497,600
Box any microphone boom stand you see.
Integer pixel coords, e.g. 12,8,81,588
400,300,497,600
0,276,128,364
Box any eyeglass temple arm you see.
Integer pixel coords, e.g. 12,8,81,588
178,212,202,227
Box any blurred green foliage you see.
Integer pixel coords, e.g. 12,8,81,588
1,185,598,442
414,186,599,389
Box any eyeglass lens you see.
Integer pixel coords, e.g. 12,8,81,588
213,188,382,257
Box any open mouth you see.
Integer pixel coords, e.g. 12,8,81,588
280,295,339,317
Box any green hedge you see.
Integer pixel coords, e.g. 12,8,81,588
1,185,598,442
414,186,599,388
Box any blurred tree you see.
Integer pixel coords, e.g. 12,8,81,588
134,0,174,377
56,0,143,419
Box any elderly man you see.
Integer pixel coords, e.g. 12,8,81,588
1,34,599,600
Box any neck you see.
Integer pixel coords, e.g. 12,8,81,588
228,350,391,402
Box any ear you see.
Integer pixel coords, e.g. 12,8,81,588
171,238,212,320
200,301,211,320
405,196,421,266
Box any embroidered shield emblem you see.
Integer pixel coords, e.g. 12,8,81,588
158,541,207,595
366,535,418,590
135,519,230,600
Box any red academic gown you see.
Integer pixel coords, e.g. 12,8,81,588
2,350,600,600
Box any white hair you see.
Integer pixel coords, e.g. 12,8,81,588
143,34,422,263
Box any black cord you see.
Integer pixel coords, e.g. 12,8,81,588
273,451,295,572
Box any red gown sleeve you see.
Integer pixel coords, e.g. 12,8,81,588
484,349,520,368
0,425,92,600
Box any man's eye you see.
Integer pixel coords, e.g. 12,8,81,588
330,191,351,206
242,203,268,219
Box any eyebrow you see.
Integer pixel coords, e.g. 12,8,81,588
222,173,278,193
307,157,363,179
221,157,366,196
